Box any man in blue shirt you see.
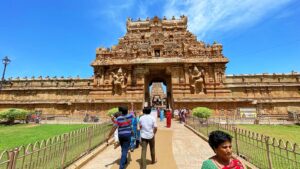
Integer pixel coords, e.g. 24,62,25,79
106,106,134,169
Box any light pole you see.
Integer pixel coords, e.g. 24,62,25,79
0,56,11,89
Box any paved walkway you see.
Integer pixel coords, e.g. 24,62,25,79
81,119,214,169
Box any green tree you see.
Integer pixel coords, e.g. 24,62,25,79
192,107,212,119
0,108,31,124
106,107,119,117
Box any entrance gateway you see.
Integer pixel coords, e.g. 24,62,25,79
90,16,232,112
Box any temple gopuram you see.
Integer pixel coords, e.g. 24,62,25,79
0,16,299,117
150,82,166,108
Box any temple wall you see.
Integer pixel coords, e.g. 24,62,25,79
0,77,145,116
225,73,299,83
226,74,300,99
172,73,300,115
0,73,299,116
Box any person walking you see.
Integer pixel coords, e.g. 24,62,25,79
106,106,134,169
181,108,186,123
179,109,183,123
139,107,157,169
159,108,164,122
130,111,140,152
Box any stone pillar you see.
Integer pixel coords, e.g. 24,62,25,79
184,64,190,85
171,66,181,84
100,67,104,85
127,67,132,85
134,67,148,85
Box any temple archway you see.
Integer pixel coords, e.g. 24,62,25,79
144,67,172,109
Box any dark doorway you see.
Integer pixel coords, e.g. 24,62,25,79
149,82,166,107
144,68,172,109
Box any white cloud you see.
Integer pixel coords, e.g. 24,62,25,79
163,0,295,38
91,0,135,33
93,0,155,32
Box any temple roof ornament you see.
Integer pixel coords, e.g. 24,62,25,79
92,16,228,66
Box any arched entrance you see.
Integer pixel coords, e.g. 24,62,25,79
144,67,173,108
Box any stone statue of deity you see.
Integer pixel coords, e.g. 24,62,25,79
111,68,127,95
94,68,103,87
190,66,205,94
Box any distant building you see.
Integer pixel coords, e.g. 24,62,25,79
150,82,166,108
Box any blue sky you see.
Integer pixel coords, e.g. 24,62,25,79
0,0,299,79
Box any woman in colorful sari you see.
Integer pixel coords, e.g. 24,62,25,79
201,130,245,169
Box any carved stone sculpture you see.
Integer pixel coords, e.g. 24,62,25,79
190,66,205,94
111,68,127,95
94,67,103,86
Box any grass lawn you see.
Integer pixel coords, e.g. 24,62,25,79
237,124,300,144
0,124,90,152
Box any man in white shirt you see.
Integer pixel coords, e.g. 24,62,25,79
139,107,157,169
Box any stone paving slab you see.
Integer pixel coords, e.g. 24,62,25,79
111,128,177,169
81,119,214,169
81,143,120,169
172,121,214,169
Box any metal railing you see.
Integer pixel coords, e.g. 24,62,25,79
207,115,296,125
186,116,300,169
0,123,111,169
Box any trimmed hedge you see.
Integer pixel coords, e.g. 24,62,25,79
0,108,32,124
192,107,212,118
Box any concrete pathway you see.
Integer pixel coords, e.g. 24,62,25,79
172,121,214,169
81,119,214,169
111,127,177,169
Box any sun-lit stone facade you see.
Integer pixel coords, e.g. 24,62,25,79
0,16,299,117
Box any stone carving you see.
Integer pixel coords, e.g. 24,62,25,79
190,66,205,94
111,68,127,95
92,16,225,64
94,68,102,86
212,41,223,56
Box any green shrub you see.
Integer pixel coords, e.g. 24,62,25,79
192,107,212,119
0,108,31,124
106,107,119,117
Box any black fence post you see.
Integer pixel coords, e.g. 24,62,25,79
265,136,273,169
234,128,240,156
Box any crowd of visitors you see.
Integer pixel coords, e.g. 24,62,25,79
173,108,189,123
106,106,157,169
105,106,244,169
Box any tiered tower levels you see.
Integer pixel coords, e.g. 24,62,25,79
92,16,227,66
